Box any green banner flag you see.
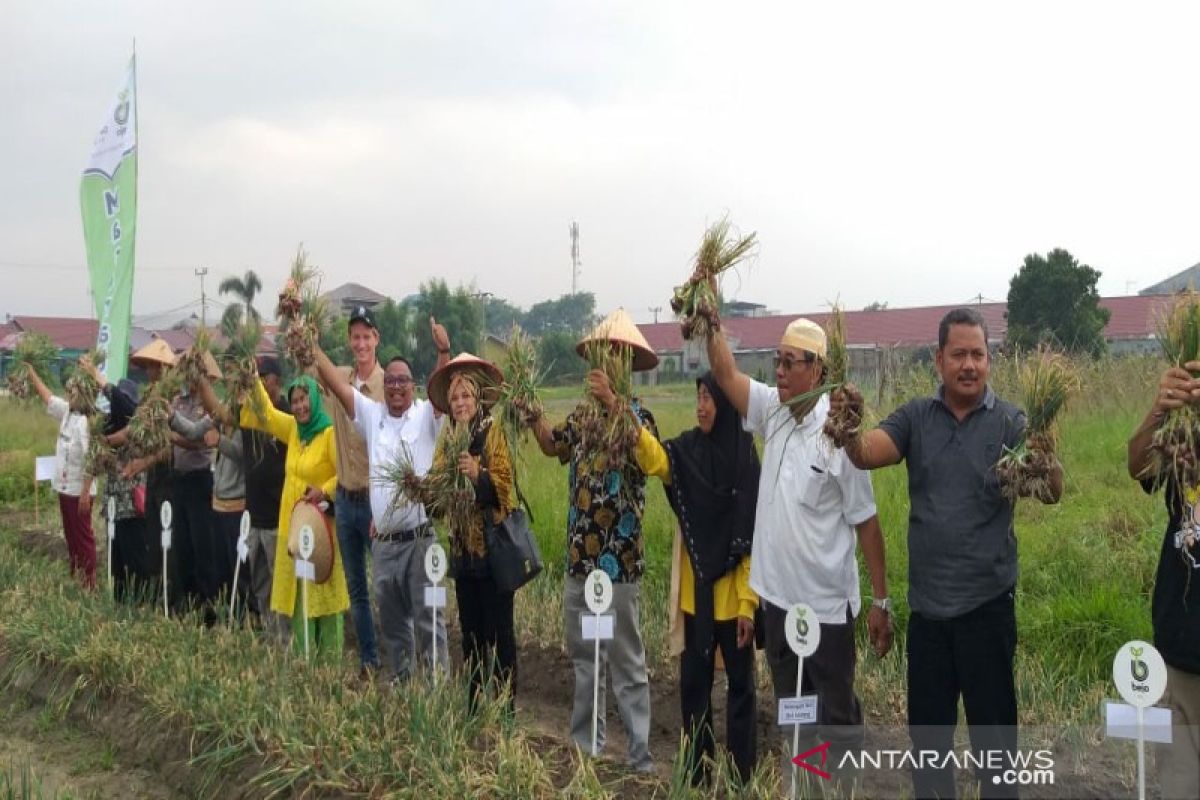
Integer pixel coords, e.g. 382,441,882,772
80,55,137,382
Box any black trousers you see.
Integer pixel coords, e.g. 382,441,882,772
680,612,756,784
168,469,218,614
143,465,170,604
764,602,864,766
455,574,517,713
111,517,156,603
907,588,1019,800
213,509,253,617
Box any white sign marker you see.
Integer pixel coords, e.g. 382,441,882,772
585,570,613,614
424,585,448,608
425,543,447,679
159,500,172,619
1105,701,1172,744
581,614,614,641
1113,640,1168,800
584,570,616,756
785,603,820,658
34,456,56,482
778,696,819,727
229,510,252,622
298,524,315,560
786,603,820,800
294,559,315,582
106,497,116,599
425,542,447,584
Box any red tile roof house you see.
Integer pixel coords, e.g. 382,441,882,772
0,317,278,385
635,295,1170,385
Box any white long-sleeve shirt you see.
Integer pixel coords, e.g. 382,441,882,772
47,396,89,497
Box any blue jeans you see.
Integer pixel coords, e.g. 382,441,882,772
335,488,379,668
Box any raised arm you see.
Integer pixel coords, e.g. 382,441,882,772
429,316,451,418
25,364,54,407
703,326,751,419
313,345,356,419
239,378,295,444
1129,362,1200,480
193,374,232,427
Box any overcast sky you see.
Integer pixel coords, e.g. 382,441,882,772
4,1,1200,324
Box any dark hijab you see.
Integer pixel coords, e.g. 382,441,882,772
663,372,760,653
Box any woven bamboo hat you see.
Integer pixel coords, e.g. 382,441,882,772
130,338,177,369
575,308,659,372
426,352,503,415
198,350,223,381
286,501,335,584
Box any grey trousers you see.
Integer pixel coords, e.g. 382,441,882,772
564,576,653,771
247,526,289,645
373,533,449,680
1160,664,1200,800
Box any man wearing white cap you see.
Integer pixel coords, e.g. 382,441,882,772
704,314,892,776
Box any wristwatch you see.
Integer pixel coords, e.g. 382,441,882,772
871,597,892,613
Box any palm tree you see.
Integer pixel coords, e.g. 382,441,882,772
219,269,263,356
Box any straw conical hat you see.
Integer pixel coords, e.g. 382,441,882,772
198,350,223,381
287,501,335,585
576,308,659,372
426,352,504,415
130,338,177,369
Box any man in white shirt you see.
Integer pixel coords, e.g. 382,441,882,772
704,315,892,775
26,365,97,588
314,317,452,682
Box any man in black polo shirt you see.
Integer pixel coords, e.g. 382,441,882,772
833,307,1062,799
1127,359,1200,799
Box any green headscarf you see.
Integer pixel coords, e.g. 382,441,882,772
287,375,333,445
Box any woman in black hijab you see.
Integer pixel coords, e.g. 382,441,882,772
636,371,761,785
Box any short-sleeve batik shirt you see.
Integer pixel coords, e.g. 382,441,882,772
552,400,658,584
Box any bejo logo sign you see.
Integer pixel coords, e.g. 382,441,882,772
1129,646,1149,683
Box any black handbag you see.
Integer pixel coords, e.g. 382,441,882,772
485,508,543,592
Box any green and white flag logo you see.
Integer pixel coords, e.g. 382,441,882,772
80,55,137,382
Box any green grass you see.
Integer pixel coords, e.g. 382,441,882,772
0,401,59,508
0,354,1173,794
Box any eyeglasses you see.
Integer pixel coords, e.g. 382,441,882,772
773,351,816,371
383,375,414,388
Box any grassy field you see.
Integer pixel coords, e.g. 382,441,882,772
0,355,1170,796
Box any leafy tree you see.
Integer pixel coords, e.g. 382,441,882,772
863,300,888,312
482,296,524,337
522,292,596,336
374,298,414,364
410,279,482,378
1005,248,1111,356
317,314,351,367
537,330,584,384
218,269,264,339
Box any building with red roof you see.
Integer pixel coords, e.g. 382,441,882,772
637,295,1169,383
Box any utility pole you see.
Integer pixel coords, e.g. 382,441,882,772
195,267,209,327
472,291,494,352
648,305,662,323
569,221,581,295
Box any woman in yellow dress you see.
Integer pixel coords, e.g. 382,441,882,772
240,375,350,660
